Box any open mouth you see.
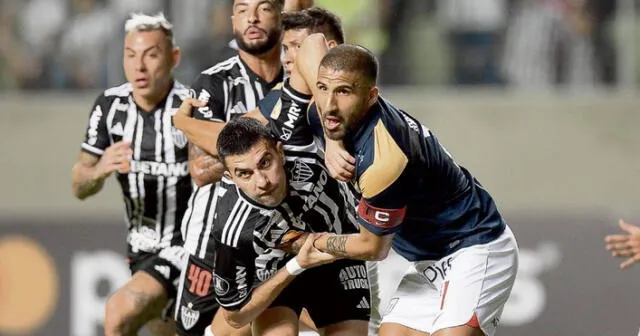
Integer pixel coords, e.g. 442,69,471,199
324,116,342,131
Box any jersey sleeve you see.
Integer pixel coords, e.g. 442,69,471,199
190,73,226,122
213,239,256,310
266,79,314,145
81,94,111,156
355,120,410,236
213,205,271,310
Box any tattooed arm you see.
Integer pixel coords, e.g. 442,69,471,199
312,227,395,261
189,143,225,187
72,142,132,200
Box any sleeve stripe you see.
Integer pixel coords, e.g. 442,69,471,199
221,201,251,247
81,143,105,155
359,120,408,198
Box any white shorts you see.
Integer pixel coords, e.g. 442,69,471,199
381,226,518,336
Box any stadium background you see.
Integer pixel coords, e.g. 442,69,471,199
1,0,640,335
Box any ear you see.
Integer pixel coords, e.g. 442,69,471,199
276,142,285,163
223,170,232,179
171,47,181,69
368,86,379,107
327,40,338,49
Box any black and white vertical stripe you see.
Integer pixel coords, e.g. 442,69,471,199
97,81,191,253
184,55,280,257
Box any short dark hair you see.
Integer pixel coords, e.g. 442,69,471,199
319,44,378,86
232,0,284,10
282,7,344,44
217,118,277,168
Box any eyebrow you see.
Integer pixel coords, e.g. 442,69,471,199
235,0,272,9
234,167,252,175
125,45,162,54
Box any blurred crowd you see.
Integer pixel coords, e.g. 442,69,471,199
0,0,625,90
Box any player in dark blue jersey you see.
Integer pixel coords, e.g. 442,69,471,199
290,38,519,336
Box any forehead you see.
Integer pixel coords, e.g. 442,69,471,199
283,28,310,43
227,140,276,169
317,66,361,86
234,0,276,7
124,30,167,49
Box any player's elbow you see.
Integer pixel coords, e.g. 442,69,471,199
358,235,391,261
363,246,389,261
72,187,88,200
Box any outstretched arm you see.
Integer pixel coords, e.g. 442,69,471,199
174,99,267,157
312,225,394,261
605,219,640,269
220,235,336,329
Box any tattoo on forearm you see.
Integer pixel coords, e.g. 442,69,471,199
326,236,348,256
75,178,104,197
189,142,205,158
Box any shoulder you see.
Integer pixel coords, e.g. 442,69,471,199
213,179,271,248
198,56,241,79
191,57,242,96
357,112,409,199
171,80,191,101
103,82,132,98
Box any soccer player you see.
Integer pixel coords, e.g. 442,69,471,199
175,1,284,335
211,99,370,336
605,219,640,269
295,38,519,336
71,13,190,336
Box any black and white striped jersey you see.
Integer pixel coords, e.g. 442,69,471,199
210,177,287,310
260,80,360,235
181,55,284,258
81,81,192,257
212,81,361,310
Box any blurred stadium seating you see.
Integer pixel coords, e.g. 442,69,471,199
1,0,640,335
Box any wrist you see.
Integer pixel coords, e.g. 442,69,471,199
312,235,321,250
286,257,306,276
92,166,107,181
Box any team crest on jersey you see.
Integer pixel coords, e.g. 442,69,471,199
172,126,188,149
180,304,200,330
291,160,314,183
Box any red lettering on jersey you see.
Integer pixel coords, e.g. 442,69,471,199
357,199,405,229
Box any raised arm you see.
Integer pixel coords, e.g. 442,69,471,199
174,99,267,156
72,142,132,199
291,34,355,181
289,33,329,96
72,95,132,199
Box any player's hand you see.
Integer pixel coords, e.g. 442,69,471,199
95,141,132,179
605,219,640,269
324,138,355,182
176,98,207,118
295,233,337,269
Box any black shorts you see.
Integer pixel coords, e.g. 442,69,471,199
174,254,220,336
128,246,186,299
270,259,371,328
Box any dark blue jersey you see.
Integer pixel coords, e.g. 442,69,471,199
309,98,506,261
